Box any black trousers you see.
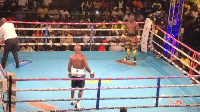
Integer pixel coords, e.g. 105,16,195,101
1,38,19,69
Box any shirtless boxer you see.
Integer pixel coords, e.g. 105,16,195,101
122,15,140,64
68,44,94,109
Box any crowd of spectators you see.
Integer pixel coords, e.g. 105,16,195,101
0,0,199,52
0,0,199,80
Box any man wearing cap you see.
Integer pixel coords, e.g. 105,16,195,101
111,7,124,18
0,18,20,69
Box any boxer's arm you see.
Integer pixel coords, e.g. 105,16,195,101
83,56,91,73
68,57,72,77
83,57,94,78
136,23,140,36
123,23,127,35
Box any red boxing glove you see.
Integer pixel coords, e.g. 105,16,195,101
90,71,95,78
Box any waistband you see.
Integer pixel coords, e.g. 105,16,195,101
71,68,86,77
127,34,136,36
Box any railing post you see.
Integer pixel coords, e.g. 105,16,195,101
45,22,48,45
8,75,12,112
96,79,101,109
6,72,16,112
155,77,161,107
89,23,93,51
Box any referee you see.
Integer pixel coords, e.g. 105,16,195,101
0,18,19,69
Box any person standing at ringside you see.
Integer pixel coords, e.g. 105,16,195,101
121,15,140,64
68,44,94,109
0,18,19,69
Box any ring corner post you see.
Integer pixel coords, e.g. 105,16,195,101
6,72,16,112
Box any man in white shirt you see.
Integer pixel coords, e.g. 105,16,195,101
0,18,19,69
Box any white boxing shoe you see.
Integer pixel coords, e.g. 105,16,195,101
71,100,75,105
75,101,81,109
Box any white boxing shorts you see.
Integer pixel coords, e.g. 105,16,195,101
71,68,86,77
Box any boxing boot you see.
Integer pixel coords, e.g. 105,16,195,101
75,101,81,109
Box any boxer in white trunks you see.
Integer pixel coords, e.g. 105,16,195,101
68,44,94,109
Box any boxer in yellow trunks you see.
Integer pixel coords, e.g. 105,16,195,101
68,44,94,109
122,15,140,64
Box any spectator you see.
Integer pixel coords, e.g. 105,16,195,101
48,5,60,21
18,0,28,7
109,39,125,51
82,7,91,16
93,0,101,10
102,8,111,20
15,6,26,21
108,0,116,12
191,6,199,19
152,0,162,12
143,0,152,18
132,0,143,12
32,29,44,51
26,4,37,21
59,7,70,20
60,26,73,51
98,39,106,51
184,1,191,12
37,4,48,21
70,7,81,21
43,0,52,7
111,7,124,19
8,0,18,12
124,0,133,14
118,0,124,10
81,0,92,11
153,12,167,58
135,11,144,22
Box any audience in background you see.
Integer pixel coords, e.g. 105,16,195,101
0,0,199,80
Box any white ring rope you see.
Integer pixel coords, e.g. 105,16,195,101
149,30,199,65
14,84,200,92
15,28,124,31
150,31,200,74
17,36,124,39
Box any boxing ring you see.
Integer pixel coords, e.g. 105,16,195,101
0,20,200,112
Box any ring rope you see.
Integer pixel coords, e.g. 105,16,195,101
150,30,200,76
24,104,200,112
14,84,200,92
149,30,200,65
153,24,199,54
152,39,199,74
153,49,200,84
17,36,124,39
15,28,125,31
8,21,145,25
0,65,7,78
6,94,200,103
15,43,125,46
11,75,200,82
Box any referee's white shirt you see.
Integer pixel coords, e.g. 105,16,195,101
0,22,17,41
